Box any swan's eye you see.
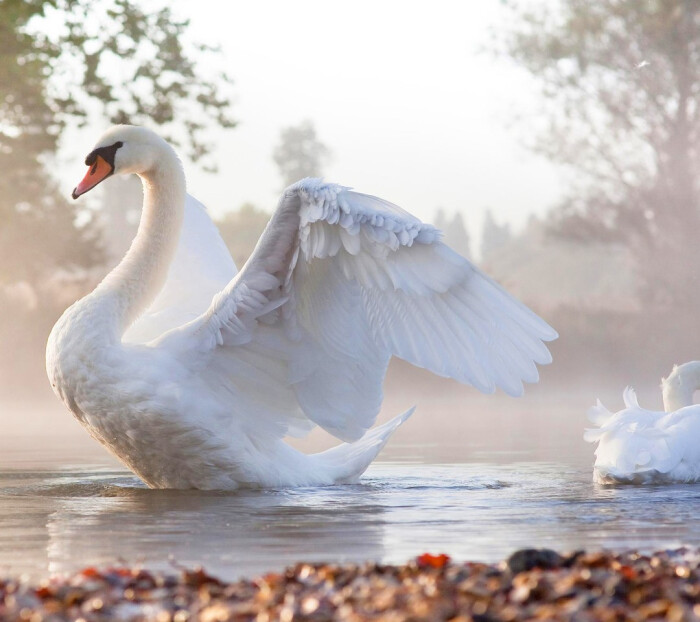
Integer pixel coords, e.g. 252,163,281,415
85,141,124,167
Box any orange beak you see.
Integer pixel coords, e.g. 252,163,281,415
72,155,113,199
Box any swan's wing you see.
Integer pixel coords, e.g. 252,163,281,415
124,194,237,343
164,179,557,442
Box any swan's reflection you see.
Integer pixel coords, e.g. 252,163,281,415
45,473,387,579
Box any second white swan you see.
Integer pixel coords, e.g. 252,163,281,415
47,125,557,489
586,361,700,484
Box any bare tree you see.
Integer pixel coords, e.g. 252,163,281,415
501,0,700,309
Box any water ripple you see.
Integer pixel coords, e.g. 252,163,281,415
0,461,699,581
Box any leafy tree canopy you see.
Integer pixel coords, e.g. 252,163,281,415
0,0,235,284
272,120,331,188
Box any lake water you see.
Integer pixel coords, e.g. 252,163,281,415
1,415,699,582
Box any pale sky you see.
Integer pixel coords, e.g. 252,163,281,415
66,0,564,243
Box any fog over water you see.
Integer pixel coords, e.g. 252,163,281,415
3,374,698,582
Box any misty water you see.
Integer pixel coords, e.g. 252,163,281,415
1,397,700,582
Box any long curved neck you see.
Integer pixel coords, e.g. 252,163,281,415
95,152,185,338
662,361,700,411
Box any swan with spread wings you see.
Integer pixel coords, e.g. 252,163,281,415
46,126,557,489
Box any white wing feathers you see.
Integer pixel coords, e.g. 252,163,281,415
164,179,557,442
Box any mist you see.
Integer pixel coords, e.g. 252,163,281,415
2,0,699,470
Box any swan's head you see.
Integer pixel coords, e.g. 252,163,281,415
661,360,700,412
72,125,177,199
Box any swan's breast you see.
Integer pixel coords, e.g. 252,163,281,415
46,294,128,421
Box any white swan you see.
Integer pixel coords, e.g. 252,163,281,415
46,125,557,490
585,362,700,484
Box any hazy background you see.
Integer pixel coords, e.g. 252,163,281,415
2,0,699,464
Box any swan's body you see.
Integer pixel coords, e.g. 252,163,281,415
585,362,700,484
47,125,557,490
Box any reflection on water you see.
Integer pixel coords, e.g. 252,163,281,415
1,453,699,581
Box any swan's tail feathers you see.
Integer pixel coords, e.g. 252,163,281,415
586,398,613,431
314,407,415,484
585,388,643,443
622,386,640,409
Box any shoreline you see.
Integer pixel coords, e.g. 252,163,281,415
1,548,698,621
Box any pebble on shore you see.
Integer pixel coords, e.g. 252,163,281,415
1,548,698,621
